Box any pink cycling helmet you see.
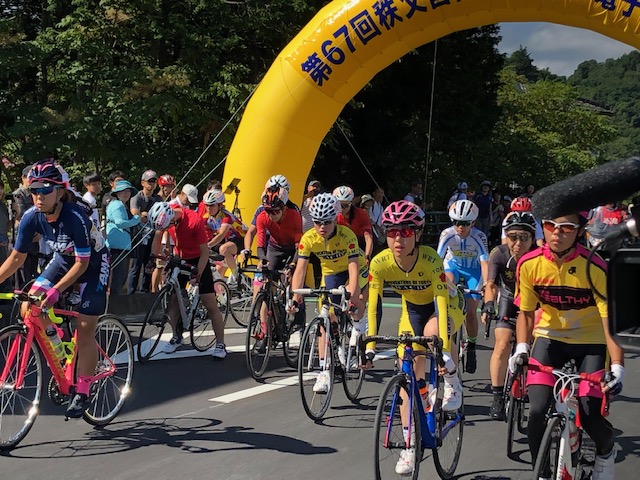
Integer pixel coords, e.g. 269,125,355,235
381,201,425,229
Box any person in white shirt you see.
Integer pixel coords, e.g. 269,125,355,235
169,183,198,209
82,171,102,228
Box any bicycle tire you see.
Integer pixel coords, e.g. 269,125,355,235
188,287,215,352
433,373,464,479
456,325,467,374
341,318,364,403
83,315,134,426
298,316,334,422
229,276,253,328
8,279,35,326
245,292,272,379
283,312,303,369
0,325,43,451
532,416,562,480
137,285,172,362
212,279,230,327
373,373,421,480
506,392,521,458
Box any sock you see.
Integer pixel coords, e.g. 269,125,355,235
492,386,503,396
468,336,477,344
319,359,325,368
76,375,93,396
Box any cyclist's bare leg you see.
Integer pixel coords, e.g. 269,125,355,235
490,326,512,387
201,292,225,343
75,314,98,377
219,242,238,275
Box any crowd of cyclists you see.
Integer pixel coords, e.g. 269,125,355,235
0,157,628,479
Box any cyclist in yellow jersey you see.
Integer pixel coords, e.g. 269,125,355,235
510,211,624,480
290,193,367,394
365,200,466,475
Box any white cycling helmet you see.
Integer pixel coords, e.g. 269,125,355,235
203,189,225,206
449,199,478,222
309,193,340,222
148,202,175,230
265,174,290,192
332,185,354,202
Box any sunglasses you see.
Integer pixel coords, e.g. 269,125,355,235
146,178,158,183
453,220,471,227
313,219,333,226
29,185,57,195
386,227,416,238
265,208,282,215
542,220,580,234
506,233,532,242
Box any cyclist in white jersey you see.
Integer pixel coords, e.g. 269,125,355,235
437,199,488,373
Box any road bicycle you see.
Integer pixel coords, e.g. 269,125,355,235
295,286,364,422
454,285,483,374
529,361,607,480
209,253,254,328
245,261,302,379
365,333,464,479
137,255,229,362
0,290,134,450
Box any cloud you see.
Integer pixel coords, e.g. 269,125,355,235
498,23,636,77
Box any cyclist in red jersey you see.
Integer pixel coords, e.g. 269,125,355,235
333,186,374,262
148,202,227,359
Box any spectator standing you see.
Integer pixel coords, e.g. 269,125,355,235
12,165,39,285
0,180,11,292
301,180,321,233
523,184,535,198
404,179,426,210
82,171,102,228
101,170,125,214
169,183,198,210
129,169,161,293
472,180,493,236
106,180,140,295
447,181,468,209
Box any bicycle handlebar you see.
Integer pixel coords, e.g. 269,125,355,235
0,290,68,324
362,334,443,352
292,287,351,298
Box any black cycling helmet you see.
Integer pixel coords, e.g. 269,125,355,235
504,211,537,234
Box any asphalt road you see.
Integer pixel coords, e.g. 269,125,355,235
2,298,638,479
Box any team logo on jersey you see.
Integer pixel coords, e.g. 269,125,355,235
568,266,577,275
505,271,514,280
439,272,446,283
348,242,355,249
298,243,304,251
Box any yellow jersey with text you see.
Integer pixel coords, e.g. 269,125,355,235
515,244,607,344
297,225,366,276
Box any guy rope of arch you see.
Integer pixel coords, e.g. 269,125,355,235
221,0,640,216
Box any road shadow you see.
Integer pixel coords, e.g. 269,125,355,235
2,417,337,459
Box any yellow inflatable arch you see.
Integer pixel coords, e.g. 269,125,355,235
223,0,640,216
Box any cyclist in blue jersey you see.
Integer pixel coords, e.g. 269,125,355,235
0,161,110,418
437,199,489,373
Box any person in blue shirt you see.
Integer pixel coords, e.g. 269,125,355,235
0,161,110,418
106,180,140,295
472,180,493,236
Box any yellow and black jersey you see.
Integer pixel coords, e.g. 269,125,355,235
515,243,607,344
297,225,366,276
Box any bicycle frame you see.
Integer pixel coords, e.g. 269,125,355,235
163,260,200,330
0,292,115,397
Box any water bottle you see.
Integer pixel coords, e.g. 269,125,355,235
417,379,430,412
46,325,64,360
567,396,580,454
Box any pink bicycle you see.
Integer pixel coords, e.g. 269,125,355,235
0,290,134,450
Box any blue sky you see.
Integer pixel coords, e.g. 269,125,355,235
498,23,636,77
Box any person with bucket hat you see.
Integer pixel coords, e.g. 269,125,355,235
106,180,141,295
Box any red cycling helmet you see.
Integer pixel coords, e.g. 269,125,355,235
158,174,175,187
510,196,532,212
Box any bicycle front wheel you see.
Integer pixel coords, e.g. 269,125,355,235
245,293,272,379
373,373,421,480
283,311,304,369
433,373,464,479
532,416,562,480
137,285,172,362
341,320,364,403
0,325,43,451
83,315,134,426
298,316,335,422
230,278,252,328
189,287,215,352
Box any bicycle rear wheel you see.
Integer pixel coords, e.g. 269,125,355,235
230,277,253,328
433,373,464,479
245,293,272,379
283,311,303,369
341,319,364,403
212,279,230,327
137,285,171,362
0,325,43,451
298,316,334,422
532,416,562,480
189,287,215,352
83,315,134,426
373,373,421,480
